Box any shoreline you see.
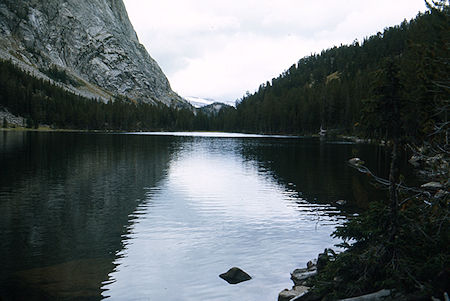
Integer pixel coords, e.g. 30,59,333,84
1,127,372,141
278,251,395,301
0,127,87,132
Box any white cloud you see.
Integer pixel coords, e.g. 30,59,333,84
123,0,427,102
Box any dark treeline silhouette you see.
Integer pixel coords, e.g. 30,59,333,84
208,7,448,141
0,3,448,299
0,60,197,131
0,7,447,140
302,3,449,299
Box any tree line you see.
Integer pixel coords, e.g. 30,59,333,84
0,2,448,299
298,2,448,299
0,60,200,131
208,6,448,142
0,4,447,142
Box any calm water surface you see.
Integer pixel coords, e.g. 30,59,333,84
0,131,393,300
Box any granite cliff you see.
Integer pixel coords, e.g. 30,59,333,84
0,0,187,107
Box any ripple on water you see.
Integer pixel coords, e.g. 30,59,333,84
102,142,346,301
1,132,379,301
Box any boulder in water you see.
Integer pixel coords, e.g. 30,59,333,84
219,267,251,284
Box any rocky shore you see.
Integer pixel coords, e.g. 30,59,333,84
278,249,330,301
278,251,393,301
279,248,449,301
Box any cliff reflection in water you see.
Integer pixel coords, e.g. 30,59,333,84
0,132,176,300
0,132,399,300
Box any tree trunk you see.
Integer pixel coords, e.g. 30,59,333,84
389,140,399,234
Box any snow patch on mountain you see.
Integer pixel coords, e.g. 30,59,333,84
186,96,235,108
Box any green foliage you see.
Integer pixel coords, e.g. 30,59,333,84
40,65,82,87
309,4,449,299
0,4,447,300
208,8,448,137
0,7,447,136
312,198,449,300
2,117,7,128
0,59,201,131
361,58,403,141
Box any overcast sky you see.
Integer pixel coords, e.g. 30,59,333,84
122,0,427,103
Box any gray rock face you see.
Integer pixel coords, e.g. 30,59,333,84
199,102,231,116
0,0,187,107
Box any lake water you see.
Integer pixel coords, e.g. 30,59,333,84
0,131,393,300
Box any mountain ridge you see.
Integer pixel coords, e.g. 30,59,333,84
0,0,188,107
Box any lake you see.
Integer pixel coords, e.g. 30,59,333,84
0,131,394,300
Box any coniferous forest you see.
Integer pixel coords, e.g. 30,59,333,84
0,59,198,131
0,2,449,300
0,5,448,141
215,5,449,141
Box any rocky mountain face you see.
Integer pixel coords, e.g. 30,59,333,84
0,0,187,107
200,102,231,116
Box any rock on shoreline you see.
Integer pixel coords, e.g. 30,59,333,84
278,259,318,301
278,249,395,301
278,249,450,301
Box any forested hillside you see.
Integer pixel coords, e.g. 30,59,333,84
284,3,448,300
209,6,448,139
0,59,196,130
0,4,448,138
0,3,448,299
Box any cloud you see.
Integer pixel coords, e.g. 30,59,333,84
123,0,427,102
170,33,332,101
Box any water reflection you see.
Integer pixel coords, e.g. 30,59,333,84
102,136,346,300
0,132,392,300
0,132,175,300
238,138,393,209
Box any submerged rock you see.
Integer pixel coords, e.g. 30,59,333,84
219,267,251,284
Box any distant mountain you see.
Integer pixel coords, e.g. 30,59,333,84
185,96,217,108
0,0,188,107
186,96,235,108
199,102,232,116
